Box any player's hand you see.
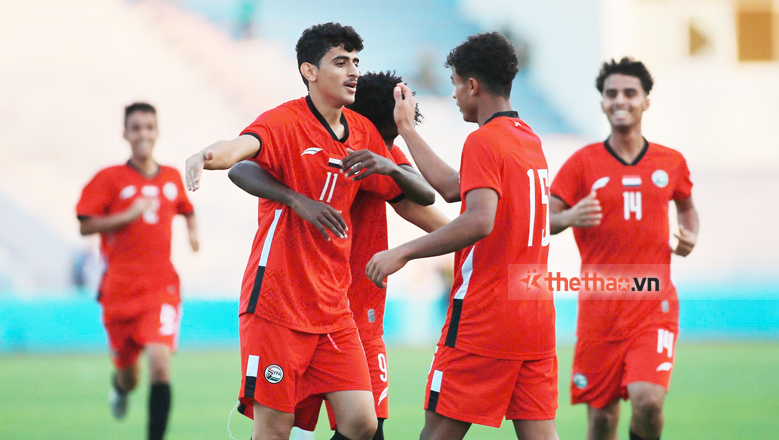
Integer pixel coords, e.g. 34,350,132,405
673,224,696,256
341,148,397,181
128,197,156,218
290,195,348,241
366,248,409,288
189,235,200,252
393,83,416,132
567,191,602,228
185,150,214,191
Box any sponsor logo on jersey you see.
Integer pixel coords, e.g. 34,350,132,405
265,364,284,384
328,157,342,169
622,176,642,187
591,177,610,191
652,170,669,188
656,362,673,372
573,373,588,389
301,147,323,156
119,185,137,200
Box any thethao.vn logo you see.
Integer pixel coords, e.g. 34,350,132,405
517,270,660,293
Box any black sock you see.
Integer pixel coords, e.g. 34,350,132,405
630,429,659,440
148,382,171,440
331,430,352,440
373,418,385,440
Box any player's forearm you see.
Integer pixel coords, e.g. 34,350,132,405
201,140,254,170
398,127,460,202
228,161,301,208
391,199,450,233
185,213,198,237
388,165,436,206
79,211,139,235
677,207,699,237
550,210,571,235
397,209,491,261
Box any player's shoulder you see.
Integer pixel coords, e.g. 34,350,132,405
342,107,377,134
253,97,307,128
157,164,184,179
91,164,129,180
647,141,687,162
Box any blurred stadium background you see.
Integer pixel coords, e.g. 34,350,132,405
1,0,777,438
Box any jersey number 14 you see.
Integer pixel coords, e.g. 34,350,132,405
623,191,642,220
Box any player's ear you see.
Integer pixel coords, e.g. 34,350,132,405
300,62,318,84
644,96,651,111
468,77,478,96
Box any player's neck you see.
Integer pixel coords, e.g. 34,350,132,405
476,96,513,127
308,90,345,137
608,125,645,163
129,156,159,177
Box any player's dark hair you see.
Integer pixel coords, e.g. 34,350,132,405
346,71,423,141
445,32,518,98
596,57,654,95
295,22,364,88
124,102,156,128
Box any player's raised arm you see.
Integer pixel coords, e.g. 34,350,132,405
228,161,348,241
185,135,260,191
673,196,699,256
341,148,436,206
393,83,461,202
549,192,603,234
79,197,155,236
390,197,450,233
366,187,498,288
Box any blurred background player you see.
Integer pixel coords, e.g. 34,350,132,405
184,23,435,440
75,102,199,440
549,58,699,440
367,32,559,440
228,70,450,440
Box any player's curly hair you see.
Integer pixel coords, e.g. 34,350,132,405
124,102,156,128
295,22,364,88
445,32,518,98
596,57,654,95
346,71,423,140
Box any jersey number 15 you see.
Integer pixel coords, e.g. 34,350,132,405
527,169,551,247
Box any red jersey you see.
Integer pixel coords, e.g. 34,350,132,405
348,145,411,340
550,139,693,340
76,163,194,318
239,96,403,333
440,112,556,360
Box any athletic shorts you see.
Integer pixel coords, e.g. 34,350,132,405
423,345,558,428
236,314,372,419
103,302,182,369
293,336,390,431
570,325,678,408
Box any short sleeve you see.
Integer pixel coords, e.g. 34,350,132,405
358,127,403,201
672,154,693,201
389,144,412,167
173,170,195,215
550,151,583,208
241,113,283,179
459,135,502,199
76,171,112,219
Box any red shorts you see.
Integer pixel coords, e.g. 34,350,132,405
570,326,678,408
103,302,181,369
424,345,558,428
237,314,372,419
293,336,390,431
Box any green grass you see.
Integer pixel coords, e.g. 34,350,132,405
1,343,777,439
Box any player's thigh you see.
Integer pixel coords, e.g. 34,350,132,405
237,314,319,418
362,336,390,419
425,345,521,428
623,326,677,395
571,338,627,408
420,409,471,440
252,400,295,440
137,302,181,350
506,356,558,422
325,390,377,432
145,343,172,382
512,419,559,440
302,326,372,397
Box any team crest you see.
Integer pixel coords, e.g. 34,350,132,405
573,373,588,389
652,170,669,188
265,364,284,384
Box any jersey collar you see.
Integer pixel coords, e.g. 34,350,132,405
306,95,350,143
126,160,160,179
603,137,649,166
483,110,519,126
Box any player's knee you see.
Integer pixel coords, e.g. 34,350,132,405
341,415,378,440
117,368,139,391
632,393,663,422
589,408,619,431
149,363,170,383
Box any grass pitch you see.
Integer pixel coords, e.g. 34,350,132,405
1,342,777,439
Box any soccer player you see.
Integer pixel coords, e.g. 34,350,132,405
366,33,559,440
76,102,199,440
184,23,435,440
549,58,699,440
227,70,450,440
